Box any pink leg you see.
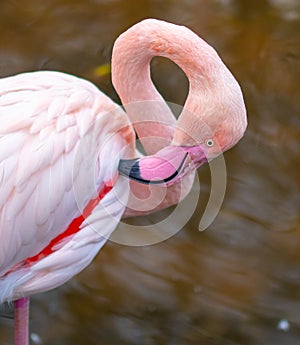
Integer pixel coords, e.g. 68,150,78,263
14,297,30,345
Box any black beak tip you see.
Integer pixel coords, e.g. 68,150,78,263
118,158,143,181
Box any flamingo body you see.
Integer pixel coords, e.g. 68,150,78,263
0,71,134,301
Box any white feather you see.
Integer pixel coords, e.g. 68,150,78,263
48,96,67,120
29,111,49,134
75,107,95,138
65,126,79,153
56,114,76,132
0,70,134,302
66,90,93,114
0,132,27,162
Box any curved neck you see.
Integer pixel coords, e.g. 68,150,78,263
111,19,221,153
112,19,219,101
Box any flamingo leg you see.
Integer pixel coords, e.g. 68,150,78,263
14,297,30,345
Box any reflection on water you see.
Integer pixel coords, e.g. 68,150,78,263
1,0,300,344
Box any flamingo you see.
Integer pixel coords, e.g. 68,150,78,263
0,19,247,344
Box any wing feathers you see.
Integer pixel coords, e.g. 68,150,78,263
0,71,132,279
30,112,48,134
66,90,93,114
76,107,95,138
65,126,79,153
0,149,20,210
56,114,76,132
0,132,27,162
0,103,34,135
48,96,67,120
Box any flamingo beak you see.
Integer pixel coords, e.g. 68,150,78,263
118,145,207,185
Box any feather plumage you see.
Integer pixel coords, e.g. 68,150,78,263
0,71,134,300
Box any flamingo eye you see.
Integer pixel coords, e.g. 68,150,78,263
205,139,214,147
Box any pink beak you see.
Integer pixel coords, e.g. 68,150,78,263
118,145,207,185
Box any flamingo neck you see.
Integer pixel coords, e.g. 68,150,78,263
112,25,177,154
111,19,222,152
112,19,219,104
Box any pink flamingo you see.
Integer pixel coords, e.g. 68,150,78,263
0,19,246,344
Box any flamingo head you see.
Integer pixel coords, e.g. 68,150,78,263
172,60,248,161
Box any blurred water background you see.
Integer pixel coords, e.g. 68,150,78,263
0,0,300,344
